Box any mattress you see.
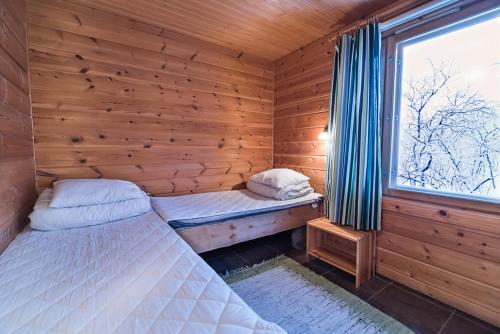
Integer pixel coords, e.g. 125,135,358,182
0,211,285,334
151,190,323,229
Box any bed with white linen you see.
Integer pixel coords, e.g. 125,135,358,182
151,190,323,253
0,211,285,333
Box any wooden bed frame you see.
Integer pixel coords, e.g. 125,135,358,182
176,204,322,253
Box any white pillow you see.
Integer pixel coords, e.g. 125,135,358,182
30,189,152,231
247,179,314,200
250,168,310,189
50,179,145,208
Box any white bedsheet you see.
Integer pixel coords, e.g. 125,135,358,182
151,190,322,228
0,212,285,334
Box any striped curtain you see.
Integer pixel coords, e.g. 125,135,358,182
325,23,382,231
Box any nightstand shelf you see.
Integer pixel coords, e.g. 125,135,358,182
307,217,375,288
308,247,357,275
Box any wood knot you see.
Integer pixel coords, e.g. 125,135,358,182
438,209,447,216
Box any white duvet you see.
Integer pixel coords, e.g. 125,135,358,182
0,212,285,334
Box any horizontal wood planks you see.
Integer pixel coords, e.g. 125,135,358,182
27,0,274,195
273,35,333,194
378,197,500,326
0,0,36,253
178,205,320,253
69,0,395,61
272,0,500,326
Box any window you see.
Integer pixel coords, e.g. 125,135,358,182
383,4,500,204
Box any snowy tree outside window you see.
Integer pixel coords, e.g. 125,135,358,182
394,15,500,201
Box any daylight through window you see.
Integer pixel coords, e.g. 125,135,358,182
391,10,500,202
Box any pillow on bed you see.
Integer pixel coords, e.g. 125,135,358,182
247,179,314,200
30,189,152,231
249,168,310,189
50,179,145,208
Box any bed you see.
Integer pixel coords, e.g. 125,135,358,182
0,211,285,333
151,190,323,253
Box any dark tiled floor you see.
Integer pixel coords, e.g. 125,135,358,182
200,231,500,334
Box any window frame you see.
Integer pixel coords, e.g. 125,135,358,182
381,0,500,213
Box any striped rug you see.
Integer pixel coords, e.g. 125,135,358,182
224,256,413,334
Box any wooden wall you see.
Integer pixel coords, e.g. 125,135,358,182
272,1,500,326
378,198,500,326
0,0,36,252
273,35,332,194
27,0,274,196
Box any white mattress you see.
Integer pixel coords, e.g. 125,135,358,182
0,212,285,334
151,190,322,229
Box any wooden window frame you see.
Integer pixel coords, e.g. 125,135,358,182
381,0,500,214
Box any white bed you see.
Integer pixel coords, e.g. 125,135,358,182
150,190,322,253
0,211,285,334
151,189,322,229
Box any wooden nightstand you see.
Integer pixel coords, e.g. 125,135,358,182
306,217,375,288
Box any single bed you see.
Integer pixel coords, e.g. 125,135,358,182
151,190,323,253
0,211,285,334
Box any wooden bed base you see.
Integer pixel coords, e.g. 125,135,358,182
177,204,322,253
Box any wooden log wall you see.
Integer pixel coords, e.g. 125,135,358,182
272,2,500,326
27,0,274,196
0,0,36,253
378,198,500,326
273,35,332,194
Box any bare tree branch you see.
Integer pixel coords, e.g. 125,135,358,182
397,61,499,196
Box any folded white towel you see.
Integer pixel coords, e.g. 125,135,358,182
247,179,314,200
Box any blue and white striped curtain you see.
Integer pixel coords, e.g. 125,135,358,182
325,23,382,231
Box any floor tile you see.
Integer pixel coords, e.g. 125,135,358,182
235,244,281,265
199,246,236,260
369,284,452,334
441,313,499,334
265,231,294,253
204,252,249,275
391,280,455,313
304,258,335,275
448,311,500,334
374,273,394,284
322,268,391,301
231,236,269,252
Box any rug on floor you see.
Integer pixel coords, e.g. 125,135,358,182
223,256,413,334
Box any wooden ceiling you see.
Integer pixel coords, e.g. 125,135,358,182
71,0,395,60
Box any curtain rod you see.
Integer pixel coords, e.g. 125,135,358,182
328,0,460,41
380,0,459,31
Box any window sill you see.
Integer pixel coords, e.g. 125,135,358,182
383,186,500,215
